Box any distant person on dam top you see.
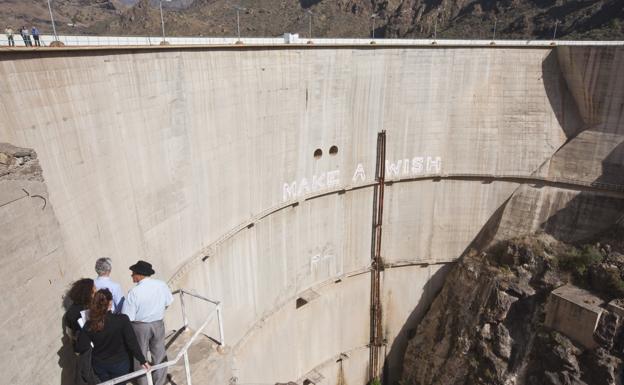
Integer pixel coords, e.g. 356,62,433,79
31,26,40,46
94,257,125,313
20,26,31,46
122,260,173,385
4,26,14,46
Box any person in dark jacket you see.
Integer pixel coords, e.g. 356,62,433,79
77,289,151,381
20,26,31,46
31,26,40,46
64,278,96,335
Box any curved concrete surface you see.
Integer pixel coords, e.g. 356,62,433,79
0,44,623,385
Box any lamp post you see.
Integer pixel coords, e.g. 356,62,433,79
46,0,58,41
159,0,171,44
492,18,497,41
306,10,313,42
552,19,559,40
235,6,246,43
371,13,378,41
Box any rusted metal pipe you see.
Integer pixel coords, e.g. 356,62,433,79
369,131,386,382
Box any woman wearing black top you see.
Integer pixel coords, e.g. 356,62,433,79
77,289,151,381
64,278,95,334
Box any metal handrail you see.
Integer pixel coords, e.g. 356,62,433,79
2,34,624,48
97,289,224,385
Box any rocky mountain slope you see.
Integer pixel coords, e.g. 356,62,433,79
0,0,122,32
1,0,622,40
401,229,624,385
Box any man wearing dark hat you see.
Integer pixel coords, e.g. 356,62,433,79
122,260,173,385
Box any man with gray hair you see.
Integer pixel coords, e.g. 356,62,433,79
94,257,125,313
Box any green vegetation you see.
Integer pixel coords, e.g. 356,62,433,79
499,264,513,276
486,236,624,300
600,269,624,298
554,244,624,300
558,245,603,277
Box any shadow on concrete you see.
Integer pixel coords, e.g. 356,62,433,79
539,47,624,243
383,263,454,385
542,139,624,244
58,293,76,385
599,141,624,186
541,49,584,140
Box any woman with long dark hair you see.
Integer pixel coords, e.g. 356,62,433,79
76,289,151,381
65,278,95,334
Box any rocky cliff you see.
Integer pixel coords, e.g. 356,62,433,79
401,231,624,385
1,0,622,40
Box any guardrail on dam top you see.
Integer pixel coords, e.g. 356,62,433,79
1,34,624,48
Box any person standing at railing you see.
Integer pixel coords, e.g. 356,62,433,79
31,26,40,46
20,26,32,46
5,26,14,46
77,289,151,381
94,257,125,313
123,260,173,385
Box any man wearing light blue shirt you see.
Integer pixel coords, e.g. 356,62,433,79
94,257,125,313
123,260,173,385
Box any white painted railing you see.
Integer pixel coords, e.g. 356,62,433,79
1,34,623,48
96,289,224,385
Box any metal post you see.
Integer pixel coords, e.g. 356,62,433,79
216,305,225,346
184,352,193,385
160,1,166,43
433,19,437,41
46,0,58,41
553,20,559,40
371,13,377,40
236,8,242,42
180,291,188,327
146,371,155,385
308,11,312,40
492,18,497,41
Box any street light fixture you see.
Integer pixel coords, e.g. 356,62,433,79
371,13,378,42
159,0,171,45
306,10,313,43
492,17,497,41
552,19,560,41
234,6,246,44
46,0,59,42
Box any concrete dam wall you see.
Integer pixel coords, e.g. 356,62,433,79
0,44,623,385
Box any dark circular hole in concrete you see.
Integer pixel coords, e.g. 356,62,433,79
329,145,338,155
314,149,322,159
